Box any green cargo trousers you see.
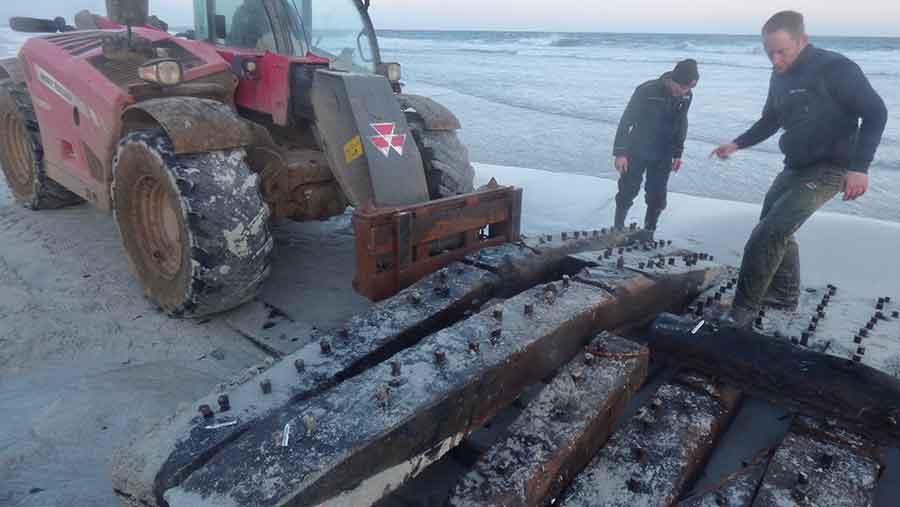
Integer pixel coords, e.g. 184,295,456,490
732,163,847,318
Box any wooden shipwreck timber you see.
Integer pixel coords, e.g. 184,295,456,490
112,227,898,507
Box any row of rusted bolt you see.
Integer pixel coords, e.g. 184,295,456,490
540,228,612,244
198,394,232,419
690,277,737,318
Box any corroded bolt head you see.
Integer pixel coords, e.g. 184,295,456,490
797,471,809,485
820,453,835,469
547,234,553,242
198,404,214,419
294,359,305,373
715,492,730,506
709,255,715,261
669,257,675,265
562,232,568,240
434,286,450,298
817,310,826,319
638,262,645,269
320,339,332,355
618,247,625,255
866,321,875,330
858,346,866,355
593,230,600,237
524,303,534,316
260,379,272,394
539,237,546,244
390,361,402,376
439,270,449,283
629,222,637,231
854,335,863,344
434,350,446,365
878,297,886,304
807,323,816,332
601,228,608,234
582,230,588,237
616,256,625,269
493,307,504,321
562,274,571,288
853,354,862,363
706,296,714,306
469,341,480,353
490,328,502,342
893,311,900,319
859,328,869,337
876,311,885,320
217,395,230,412
886,296,892,303
801,332,810,346
877,302,885,311
574,231,580,238
714,292,722,301
811,316,819,324
791,337,799,345
755,317,763,327
408,292,422,305
626,477,643,493
759,309,766,317
631,446,648,464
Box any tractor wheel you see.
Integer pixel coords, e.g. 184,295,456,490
112,130,273,318
0,80,84,209
406,113,475,199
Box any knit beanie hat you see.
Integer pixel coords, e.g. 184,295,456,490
672,59,699,85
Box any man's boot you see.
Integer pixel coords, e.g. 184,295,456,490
644,206,663,232
614,206,628,231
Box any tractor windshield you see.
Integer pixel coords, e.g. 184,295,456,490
288,0,378,73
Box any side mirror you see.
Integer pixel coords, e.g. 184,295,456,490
105,0,149,27
214,15,228,40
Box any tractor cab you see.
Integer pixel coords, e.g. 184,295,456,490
192,0,381,74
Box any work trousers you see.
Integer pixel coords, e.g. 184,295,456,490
615,158,672,228
733,163,847,315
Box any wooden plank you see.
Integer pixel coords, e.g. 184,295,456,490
650,313,900,446
752,418,881,507
561,373,741,507
111,262,500,507
162,264,721,507
447,333,649,507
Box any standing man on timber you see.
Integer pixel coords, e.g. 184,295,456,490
612,59,698,236
712,11,887,327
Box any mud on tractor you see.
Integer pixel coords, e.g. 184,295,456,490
0,0,521,317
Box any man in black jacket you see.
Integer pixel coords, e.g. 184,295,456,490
613,59,698,235
712,11,887,327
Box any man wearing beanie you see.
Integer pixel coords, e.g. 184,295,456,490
712,11,887,328
612,58,698,236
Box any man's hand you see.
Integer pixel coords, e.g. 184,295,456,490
710,143,738,160
843,171,869,201
672,158,682,173
615,156,629,175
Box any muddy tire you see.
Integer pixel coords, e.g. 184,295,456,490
406,113,475,199
112,130,273,318
0,80,84,209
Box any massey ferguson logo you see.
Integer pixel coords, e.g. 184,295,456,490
369,122,406,157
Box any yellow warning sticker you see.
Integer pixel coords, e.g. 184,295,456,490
344,135,363,164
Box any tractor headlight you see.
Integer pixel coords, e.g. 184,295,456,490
138,59,183,86
377,62,402,82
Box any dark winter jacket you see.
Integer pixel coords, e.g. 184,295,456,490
733,45,887,172
613,72,692,162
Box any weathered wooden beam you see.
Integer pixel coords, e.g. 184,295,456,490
650,313,900,446
677,454,770,507
752,417,881,506
447,333,649,507
162,263,719,506
560,372,741,506
112,262,499,507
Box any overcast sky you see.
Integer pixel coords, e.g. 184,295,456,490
2,1,899,36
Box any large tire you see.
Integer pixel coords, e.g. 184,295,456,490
112,130,273,318
406,113,475,199
0,80,84,209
